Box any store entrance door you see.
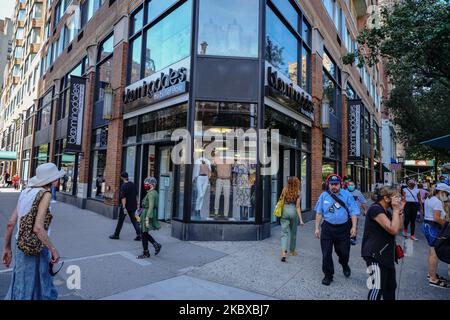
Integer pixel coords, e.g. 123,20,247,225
141,145,174,222
271,147,298,222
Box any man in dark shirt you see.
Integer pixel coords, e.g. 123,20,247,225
110,172,141,241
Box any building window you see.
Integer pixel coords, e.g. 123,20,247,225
144,0,191,77
33,144,50,174
32,3,43,19
81,0,104,28
198,0,258,57
90,126,108,198
58,58,86,120
16,28,24,39
147,0,178,23
266,6,298,82
18,9,26,20
129,35,142,83
37,89,53,130
271,0,298,29
98,33,113,62
130,6,144,35
31,28,41,44
14,46,23,59
192,102,257,222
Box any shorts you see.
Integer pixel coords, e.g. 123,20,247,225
422,222,440,247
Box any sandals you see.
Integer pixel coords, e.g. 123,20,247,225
289,251,297,256
429,279,450,289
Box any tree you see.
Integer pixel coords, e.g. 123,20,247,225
343,0,450,161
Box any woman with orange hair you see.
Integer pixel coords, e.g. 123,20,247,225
280,176,305,262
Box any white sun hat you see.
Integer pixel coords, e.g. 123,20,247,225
28,163,65,187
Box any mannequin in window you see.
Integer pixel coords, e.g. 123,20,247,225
193,157,211,218
234,160,251,220
214,155,232,218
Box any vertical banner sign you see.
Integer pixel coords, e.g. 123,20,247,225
66,76,86,153
348,99,362,159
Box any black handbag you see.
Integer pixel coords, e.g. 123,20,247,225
435,222,450,264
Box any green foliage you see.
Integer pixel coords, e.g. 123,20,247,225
344,0,450,160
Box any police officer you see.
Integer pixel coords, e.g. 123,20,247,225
315,174,360,286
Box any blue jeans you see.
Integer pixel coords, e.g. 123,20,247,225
5,247,58,300
51,186,57,201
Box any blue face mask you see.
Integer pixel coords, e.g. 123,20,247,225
348,186,355,192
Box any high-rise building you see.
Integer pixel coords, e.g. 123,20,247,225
0,0,47,183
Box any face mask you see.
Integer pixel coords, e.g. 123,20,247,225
144,184,151,191
438,193,448,202
348,186,355,191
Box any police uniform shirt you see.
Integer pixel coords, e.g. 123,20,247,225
314,189,361,225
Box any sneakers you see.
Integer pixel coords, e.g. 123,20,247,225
109,234,119,240
403,229,409,238
322,275,333,286
134,235,142,241
289,251,297,256
429,279,450,289
137,250,150,259
343,265,351,278
410,235,419,241
154,243,162,255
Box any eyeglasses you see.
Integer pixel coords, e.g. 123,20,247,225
49,261,65,276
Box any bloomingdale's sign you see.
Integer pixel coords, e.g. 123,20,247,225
348,99,362,160
66,75,86,153
265,64,314,120
123,67,189,112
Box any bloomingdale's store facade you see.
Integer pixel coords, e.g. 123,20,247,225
104,0,314,240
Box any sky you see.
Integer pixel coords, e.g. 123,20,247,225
0,0,15,21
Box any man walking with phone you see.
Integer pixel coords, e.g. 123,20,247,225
314,174,360,286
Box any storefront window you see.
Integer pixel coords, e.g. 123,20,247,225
198,0,259,57
144,0,191,77
124,118,137,144
123,146,137,183
192,102,257,222
266,7,297,82
91,150,107,198
54,139,77,194
139,105,187,142
22,150,31,183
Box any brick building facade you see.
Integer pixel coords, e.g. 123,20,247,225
1,0,384,241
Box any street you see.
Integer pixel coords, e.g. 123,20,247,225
0,189,449,300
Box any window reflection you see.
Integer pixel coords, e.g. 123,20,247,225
266,7,298,83
144,0,191,77
198,0,259,57
147,0,178,23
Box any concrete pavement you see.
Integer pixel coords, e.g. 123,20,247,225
0,189,449,300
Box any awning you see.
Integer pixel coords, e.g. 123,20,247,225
375,163,391,173
0,151,17,161
420,134,450,150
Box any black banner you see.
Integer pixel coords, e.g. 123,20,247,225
66,75,86,153
348,99,362,160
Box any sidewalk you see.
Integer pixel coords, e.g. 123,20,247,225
0,193,449,300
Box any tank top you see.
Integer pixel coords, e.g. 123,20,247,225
15,187,51,240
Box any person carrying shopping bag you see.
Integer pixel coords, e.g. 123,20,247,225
278,176,305,262
137,177,162,259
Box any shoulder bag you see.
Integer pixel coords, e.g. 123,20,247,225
274,188,286,218
17,190,53,256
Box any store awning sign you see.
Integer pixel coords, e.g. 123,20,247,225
348,99,362,160
66,75,86,153
265,63,314,120
123,67,189,113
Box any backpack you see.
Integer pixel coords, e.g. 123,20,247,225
435,222,450,264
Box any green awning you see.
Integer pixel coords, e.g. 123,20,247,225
0,151,17,161
62,154,76,163
375,162,391,173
